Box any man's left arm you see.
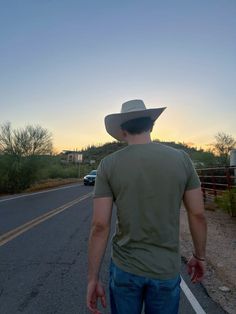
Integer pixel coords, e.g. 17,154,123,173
87,196,113,313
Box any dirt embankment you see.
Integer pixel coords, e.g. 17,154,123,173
0,178,82,197
180,207,236,314
25,178,82,192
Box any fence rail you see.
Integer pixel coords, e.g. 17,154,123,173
197,166,236,216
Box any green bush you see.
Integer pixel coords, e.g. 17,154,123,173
0,153,98,194
47,164,78,179
0,155,41,193
215,189,236,217
37,161,96,180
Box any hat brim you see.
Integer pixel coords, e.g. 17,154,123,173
105,107,166,141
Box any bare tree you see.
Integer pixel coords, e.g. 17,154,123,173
0,122,53,156
213,132,236,165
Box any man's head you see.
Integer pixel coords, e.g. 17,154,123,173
105,99,166,141
120,117,154,141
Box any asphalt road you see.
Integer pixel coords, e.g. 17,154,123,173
0,184,226,314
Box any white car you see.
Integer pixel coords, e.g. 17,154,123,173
84,170,97,186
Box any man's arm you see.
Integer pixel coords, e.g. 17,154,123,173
87,197,113,313
183,187,207,283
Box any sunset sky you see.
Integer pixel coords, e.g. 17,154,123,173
0,0,235,152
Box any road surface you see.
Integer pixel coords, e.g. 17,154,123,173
0,184,226,313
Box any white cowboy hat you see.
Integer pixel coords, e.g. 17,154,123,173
105,99,166,141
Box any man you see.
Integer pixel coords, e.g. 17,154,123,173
87,99,207,314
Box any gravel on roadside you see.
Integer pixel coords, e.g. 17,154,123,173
180,207,236,314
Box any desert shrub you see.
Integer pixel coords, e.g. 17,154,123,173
33,158,96,181
47,164,78,179
215,189,236,217
0,153,99,194
0,155,41,193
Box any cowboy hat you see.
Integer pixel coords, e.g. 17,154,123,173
104,99,166,141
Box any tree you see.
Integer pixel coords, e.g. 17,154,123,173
191,150,216,167
0,122,53,193
213,132,236,165
0,122,53,157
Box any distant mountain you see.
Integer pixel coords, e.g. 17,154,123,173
79,140,216,167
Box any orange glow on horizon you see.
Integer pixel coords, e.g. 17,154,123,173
54,132,213,153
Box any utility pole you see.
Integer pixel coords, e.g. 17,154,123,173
77,154,83,179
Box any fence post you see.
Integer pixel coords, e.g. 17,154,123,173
202,185,206,203
229,150,236,216
200,170,206,203
226,167,234,216
212,169,217,199
230,150,236,185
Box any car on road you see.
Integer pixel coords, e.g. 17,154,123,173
84,170,97,186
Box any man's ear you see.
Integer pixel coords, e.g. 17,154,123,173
122,130,128,139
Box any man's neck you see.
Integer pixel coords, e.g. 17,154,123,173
127,133,152,145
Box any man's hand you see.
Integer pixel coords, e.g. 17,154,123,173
87,197,112,312
87,280,106,314
187,255,205,283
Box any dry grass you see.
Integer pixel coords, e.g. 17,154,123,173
25,178,82,192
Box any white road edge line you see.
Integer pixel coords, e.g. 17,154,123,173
0,183,83,203
180,276,206,314
0,188,205,314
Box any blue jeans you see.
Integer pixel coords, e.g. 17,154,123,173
109,260,181,314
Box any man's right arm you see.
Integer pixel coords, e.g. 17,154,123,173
183,187,207,283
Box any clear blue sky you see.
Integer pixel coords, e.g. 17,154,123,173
0,0,235,151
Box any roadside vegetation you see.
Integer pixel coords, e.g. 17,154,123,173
0,122,235,196
215,189,236,217
0,153,96,194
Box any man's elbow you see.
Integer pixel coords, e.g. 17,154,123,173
189,211,207,224
90,222,110,237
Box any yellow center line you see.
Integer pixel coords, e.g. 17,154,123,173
0,192,92,247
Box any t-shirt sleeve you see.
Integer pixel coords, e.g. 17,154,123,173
93,159,114,198
182,151,201,191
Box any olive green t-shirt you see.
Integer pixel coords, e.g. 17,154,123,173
93,142,200,279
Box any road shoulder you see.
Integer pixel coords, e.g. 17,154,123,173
180,207,236,314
